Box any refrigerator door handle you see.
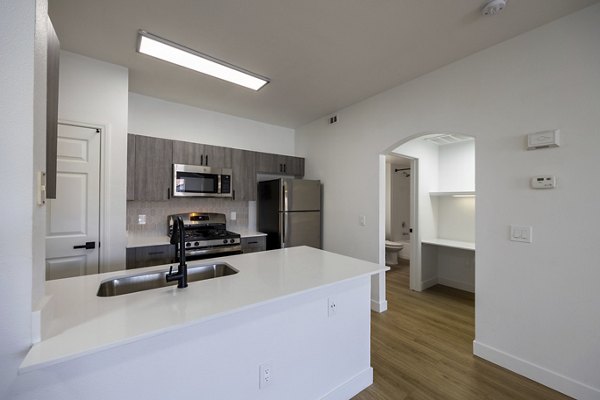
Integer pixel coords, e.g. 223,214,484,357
280,213,286,247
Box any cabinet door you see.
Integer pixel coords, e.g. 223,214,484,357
172,140,204,165
283,156,305,177
134,135,173,201
241,236,266,253
256,152,280,174
203,144,232,168
127,134,136,200
232,149,256,201
128,245,175,269
46,17,60,199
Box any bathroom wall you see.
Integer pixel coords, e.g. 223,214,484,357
389,163,411,242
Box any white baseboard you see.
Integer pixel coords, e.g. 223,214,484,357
370,299,387,313
320,367,373,400
473,340,600,400
421,277,438,290
438,277,474,293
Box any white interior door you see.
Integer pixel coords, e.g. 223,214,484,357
46,124,100,280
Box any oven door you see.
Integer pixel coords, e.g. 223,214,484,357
173,164,220,197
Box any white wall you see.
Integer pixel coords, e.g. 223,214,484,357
438,141,475,192
296,4,600,398
58,51,129,272
0,0,38,397
129,93,295,154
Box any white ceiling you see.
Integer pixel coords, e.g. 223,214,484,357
48,0,598,128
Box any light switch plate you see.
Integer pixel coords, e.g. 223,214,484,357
510,225,532,243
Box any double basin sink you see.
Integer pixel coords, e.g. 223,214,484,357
97,262,238,297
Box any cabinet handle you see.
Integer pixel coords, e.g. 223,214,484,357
248,241,258,244
284,164,287,173
148,251,165,256
167,187,170,199
201,155,204,165
232,189,236,201
205,154,209,165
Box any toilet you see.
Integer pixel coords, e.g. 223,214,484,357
385,240,404,265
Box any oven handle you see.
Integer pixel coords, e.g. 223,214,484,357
185,245,242,257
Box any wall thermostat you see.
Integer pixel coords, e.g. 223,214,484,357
527,129,560,150
531,175,556,189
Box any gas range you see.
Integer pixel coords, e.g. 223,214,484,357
168,212,241,260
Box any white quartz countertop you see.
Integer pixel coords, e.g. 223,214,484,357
421,238,475,251
126,229,266,248
21,247,386,373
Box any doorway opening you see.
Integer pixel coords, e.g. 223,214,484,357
381,132,476,294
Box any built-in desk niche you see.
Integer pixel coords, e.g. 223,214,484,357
422,192,475,293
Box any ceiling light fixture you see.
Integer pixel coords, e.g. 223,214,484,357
136,30,269,91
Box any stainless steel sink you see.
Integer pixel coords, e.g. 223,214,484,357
97,262,238,297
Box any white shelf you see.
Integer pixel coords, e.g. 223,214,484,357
429,191,475,197
421,238,475,251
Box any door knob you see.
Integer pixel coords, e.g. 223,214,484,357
74,241,95,250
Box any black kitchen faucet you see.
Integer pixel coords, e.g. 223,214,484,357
166,216,188,288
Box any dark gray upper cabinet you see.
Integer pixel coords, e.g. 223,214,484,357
232,149,256,201
45,17,60,199
134,135,173,201
127,134,136,201
172,140,231,168
256,152,304,177
126,134,304,202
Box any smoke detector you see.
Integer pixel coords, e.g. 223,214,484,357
481,0,507,16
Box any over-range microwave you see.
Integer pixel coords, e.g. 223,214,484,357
172,164,233,198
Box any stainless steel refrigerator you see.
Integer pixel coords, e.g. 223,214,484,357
257,179,321,250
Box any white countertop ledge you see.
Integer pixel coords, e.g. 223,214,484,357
21,247,386,373
421,238,475,251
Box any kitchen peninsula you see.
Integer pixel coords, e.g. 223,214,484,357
16,247,385,400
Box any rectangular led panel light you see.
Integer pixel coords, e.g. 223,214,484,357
137,30,269,91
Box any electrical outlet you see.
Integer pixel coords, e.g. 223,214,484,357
230,211,237,221
259,363,273,389
328,297,337,317
138,214,147,225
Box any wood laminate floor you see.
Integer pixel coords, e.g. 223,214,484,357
353,263,571,400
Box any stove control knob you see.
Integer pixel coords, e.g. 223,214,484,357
185,242,191,247
223,239,228,244
229,239,235,244
194,242,199,246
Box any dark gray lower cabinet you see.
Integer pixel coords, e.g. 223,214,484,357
241,236,266,253
126,245,176,269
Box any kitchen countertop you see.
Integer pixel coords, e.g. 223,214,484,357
21,246,386,373
126,228,266,248
421,238,475,251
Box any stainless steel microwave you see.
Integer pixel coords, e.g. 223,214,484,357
172,164,233,198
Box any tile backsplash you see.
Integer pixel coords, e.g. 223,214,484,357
127,198,249,236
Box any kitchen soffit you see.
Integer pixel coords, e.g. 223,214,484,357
48,0,599,129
